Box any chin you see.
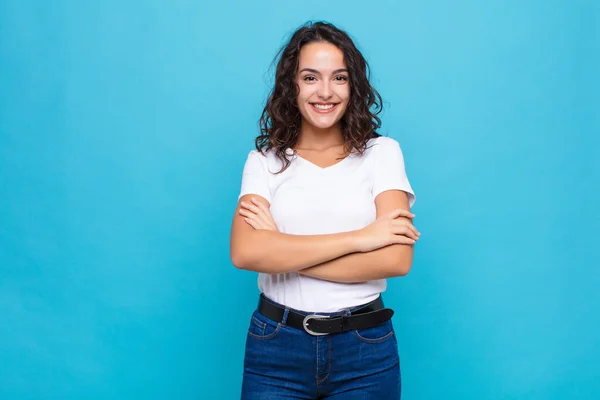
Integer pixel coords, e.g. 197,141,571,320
308,120,341,130
305,113,345,130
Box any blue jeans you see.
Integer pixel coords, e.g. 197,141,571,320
241,296,401,399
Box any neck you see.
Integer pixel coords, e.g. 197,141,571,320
295,120,344,150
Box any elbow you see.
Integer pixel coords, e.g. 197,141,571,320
387,246,414,277
230,228,276,271
231,242,270,272
230,231,263,270
393,262,412,277
230,249,255,271
230,252,245,270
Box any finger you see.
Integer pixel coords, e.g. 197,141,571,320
240,210,271,231
392,220,420,237
242,198,276,231
248,203,271,224
251,197,269,211
243,217,260,230
386,208,415,220
244,214,273,230
239,208,257,218
398,209,415,219
251,198,276,222
392,225,419,241
240,201,261,214
250,197,274,216
251,198,278,228
240,209,259,225
394,235,416,245
257,215,276,230
241,207,274,231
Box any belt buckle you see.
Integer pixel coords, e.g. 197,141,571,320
302,314,330,336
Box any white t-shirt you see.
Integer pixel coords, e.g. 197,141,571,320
237,135,416,312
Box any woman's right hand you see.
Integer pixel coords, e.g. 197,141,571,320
354,209,420,252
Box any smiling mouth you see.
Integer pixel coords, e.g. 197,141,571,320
310,103,339,113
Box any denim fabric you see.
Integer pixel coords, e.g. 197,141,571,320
241,296,401,399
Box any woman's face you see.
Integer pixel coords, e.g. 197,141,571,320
296,41,350,131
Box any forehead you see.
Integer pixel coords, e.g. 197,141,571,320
298,42,346,69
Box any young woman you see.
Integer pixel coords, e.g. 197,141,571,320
230,21,419,399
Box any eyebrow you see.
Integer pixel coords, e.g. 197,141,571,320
299,68,349,75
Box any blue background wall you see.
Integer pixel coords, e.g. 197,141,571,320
1,1,598,398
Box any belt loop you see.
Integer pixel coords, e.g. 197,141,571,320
281,308,290,325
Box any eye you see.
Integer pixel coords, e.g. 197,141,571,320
335,75,348,82
303,76,316,82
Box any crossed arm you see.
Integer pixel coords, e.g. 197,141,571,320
229,190,418,283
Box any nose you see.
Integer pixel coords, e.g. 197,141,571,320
318,80,333,99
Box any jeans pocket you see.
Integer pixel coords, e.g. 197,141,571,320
354,319,395,343
247,310,281,340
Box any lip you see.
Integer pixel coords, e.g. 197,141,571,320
310,103,339,114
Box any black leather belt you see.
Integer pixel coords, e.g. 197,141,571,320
257,294,394,336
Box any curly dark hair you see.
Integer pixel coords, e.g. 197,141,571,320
255,21,383,172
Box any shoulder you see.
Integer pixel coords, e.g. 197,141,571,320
367,135,401,150
246,149,267,161
358,135,411,172
243,148,286,175
242,149,269,171
245,148,278,162
363,135,403,158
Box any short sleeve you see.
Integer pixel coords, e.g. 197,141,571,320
372,137,416,207
238,151,271,203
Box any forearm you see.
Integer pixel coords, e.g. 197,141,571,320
298,244,414,283
230,229,361,274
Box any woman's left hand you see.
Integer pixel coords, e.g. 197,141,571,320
239,197,279,232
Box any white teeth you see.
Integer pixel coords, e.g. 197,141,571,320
313,104,335,110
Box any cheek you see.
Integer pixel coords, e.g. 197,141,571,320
338,89,350,111
296,91,308,111
340,86,351,103
334,85,350,107
297,84,313,102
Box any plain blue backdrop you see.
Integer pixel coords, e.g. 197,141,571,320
1,0,598,399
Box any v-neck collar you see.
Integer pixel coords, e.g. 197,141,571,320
287,148,352,172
